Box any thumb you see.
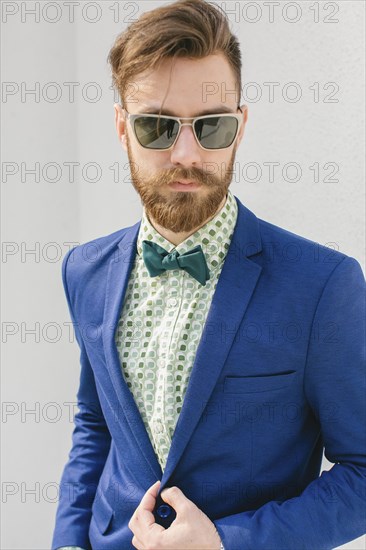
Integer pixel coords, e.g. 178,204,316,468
160,486,188,510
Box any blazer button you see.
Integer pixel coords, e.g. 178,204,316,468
157,504,172,518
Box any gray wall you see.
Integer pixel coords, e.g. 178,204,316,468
1,1,365,548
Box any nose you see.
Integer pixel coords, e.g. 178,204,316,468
169,124,202,165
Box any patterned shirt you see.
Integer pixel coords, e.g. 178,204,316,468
114,189,238,472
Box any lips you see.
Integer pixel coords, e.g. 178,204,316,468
169,181,200,191
172,180,197,185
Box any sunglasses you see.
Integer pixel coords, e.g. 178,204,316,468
121,106,243,151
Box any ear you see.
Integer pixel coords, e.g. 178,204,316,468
236,104,248,148
114,103,128,152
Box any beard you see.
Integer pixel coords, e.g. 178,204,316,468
125,130,237,233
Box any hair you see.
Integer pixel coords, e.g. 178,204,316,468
107,0,242,114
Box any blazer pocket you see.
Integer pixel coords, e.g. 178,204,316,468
224,370,296,394
92,491,115,535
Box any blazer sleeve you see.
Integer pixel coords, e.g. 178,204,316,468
213,256,366,550
51,247,112,550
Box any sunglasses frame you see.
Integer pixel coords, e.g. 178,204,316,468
120,105,244,151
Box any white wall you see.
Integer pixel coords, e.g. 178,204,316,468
1,1,365,549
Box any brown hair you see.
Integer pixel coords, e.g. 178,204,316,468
107,0,242,113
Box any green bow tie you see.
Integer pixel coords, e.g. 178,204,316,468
141,240,210,286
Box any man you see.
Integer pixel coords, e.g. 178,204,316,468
52,0,366,549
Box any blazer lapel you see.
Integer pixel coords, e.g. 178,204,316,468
102,221,163,480
160,196,263,487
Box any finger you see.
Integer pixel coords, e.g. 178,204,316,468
129,481,159,527
139,480,161,512
160,485,194,518
130,480,165,540
131,534,144,549
137,480,163,526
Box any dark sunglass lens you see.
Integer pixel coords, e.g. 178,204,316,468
195,116,238,149
134,116,179,149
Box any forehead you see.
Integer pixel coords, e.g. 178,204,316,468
127,53,238,115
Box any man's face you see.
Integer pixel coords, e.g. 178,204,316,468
114,53,248,233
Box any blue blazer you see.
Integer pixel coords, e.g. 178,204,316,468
52,195,366,550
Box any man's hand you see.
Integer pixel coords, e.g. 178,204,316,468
128,480,222,549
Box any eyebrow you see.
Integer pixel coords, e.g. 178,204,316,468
139,105,236,117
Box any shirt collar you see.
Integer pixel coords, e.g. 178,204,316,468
136,189,238,272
